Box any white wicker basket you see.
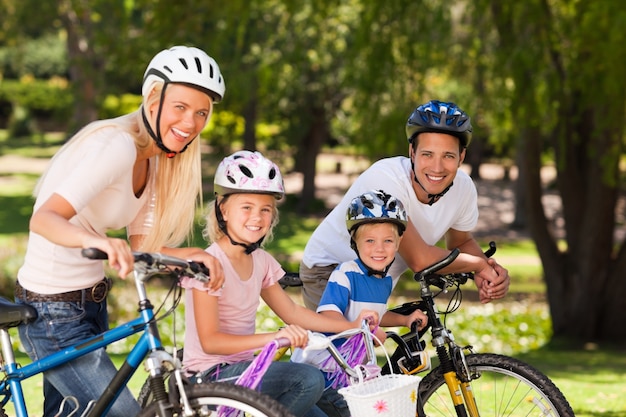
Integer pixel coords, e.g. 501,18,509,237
338,374,420,417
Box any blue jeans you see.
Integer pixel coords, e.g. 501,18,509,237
196,360,327,417
16,297,140,417
317,387,350,417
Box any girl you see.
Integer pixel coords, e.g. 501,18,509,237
181,150,377,417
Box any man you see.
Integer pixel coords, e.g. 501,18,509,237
300,100,510,310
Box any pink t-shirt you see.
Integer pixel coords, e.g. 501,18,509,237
181,243,285,374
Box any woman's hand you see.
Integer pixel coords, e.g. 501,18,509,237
162,247,225,291
84,236,135,278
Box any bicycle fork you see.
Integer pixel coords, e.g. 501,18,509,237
431,344,480,417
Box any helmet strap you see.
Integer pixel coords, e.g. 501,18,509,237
215,199,264,254
142,82,197,158
410,160,453,206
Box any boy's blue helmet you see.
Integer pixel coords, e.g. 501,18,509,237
406,100,472,147
346,190,408,235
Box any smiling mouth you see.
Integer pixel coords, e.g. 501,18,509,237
426,174,445,182
172,128,191,141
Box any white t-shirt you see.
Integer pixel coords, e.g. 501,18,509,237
17,127,151,294
181,243,285,374
302,156,478,285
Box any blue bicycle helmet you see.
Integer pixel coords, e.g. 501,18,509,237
346,190,408,236
405,100,472,148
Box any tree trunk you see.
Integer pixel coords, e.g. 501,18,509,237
296,107,327,214
58,0,102,136
242,93,258,152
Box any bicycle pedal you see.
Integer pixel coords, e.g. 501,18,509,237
398,351,431,375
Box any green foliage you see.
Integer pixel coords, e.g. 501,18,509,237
100,94,143,119
0,78,73,130
0,35,67,79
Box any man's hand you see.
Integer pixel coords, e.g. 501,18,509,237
474,258,510,303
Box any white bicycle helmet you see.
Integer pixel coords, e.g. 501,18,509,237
346,190,408,235
142,46,225,102
214,150,285,199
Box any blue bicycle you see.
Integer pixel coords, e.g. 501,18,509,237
0,249,292,417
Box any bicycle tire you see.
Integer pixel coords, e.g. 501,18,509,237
136,382,294,417
418,353,574,417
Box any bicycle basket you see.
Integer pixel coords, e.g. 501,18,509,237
338,374,420,417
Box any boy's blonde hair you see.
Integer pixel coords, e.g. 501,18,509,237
203,195,280,245
35,81,203,251
351,221,402,244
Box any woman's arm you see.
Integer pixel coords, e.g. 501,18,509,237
31,193,135,277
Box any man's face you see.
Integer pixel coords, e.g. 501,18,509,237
409,132,465,202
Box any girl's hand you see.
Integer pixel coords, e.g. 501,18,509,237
275,325,309,348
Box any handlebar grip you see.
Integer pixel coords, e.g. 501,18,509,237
415,248,460,281
484,241,497,258
188,261,210,276
275,337,291,348
81,248,108,260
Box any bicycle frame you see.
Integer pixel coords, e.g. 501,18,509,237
0,251,193,417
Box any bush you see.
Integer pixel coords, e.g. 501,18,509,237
0,77,73,131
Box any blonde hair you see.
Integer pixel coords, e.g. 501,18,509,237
34,82,203,251
203,195,279,246
352,221,401,244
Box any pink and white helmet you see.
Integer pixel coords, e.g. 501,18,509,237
214,150,285,199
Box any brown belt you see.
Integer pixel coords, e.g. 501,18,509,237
15,278,112,303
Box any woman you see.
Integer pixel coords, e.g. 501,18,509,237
15,46,225,417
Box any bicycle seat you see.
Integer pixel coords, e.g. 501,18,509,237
279,273,302,288
0,297,38,329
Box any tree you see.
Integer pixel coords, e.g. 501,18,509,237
482,0,626,343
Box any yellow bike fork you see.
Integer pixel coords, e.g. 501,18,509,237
443,371,480,417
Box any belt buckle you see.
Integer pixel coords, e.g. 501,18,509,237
90,280,109,303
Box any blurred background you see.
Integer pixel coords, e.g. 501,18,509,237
0,2,625,414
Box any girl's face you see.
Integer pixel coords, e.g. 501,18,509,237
354,222,401,273
149,83,212,154
409,132,465,203
221,193,276,245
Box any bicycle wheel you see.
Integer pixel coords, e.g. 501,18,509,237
137,382,294,417
418,353,574,417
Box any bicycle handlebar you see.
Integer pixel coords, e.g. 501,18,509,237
81,248,210,283
413,241,497,290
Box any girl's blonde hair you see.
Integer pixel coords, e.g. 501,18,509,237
34,82,204,251
203,195,279,246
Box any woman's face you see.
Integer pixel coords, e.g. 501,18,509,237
221,193,276,245
148,84,212,154
354,222,401,273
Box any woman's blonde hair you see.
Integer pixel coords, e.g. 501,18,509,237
34,81,204,251
203,195,279,246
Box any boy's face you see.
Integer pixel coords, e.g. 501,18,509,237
353,222,401,273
